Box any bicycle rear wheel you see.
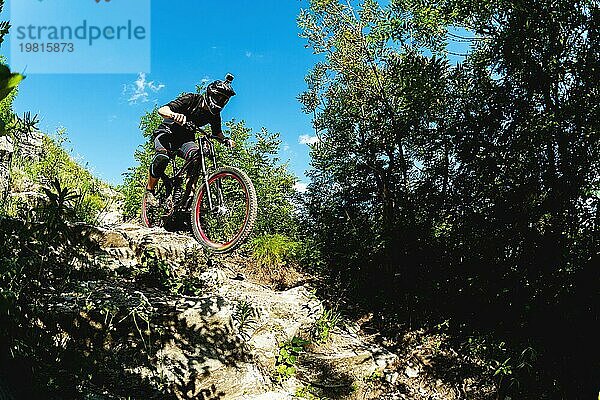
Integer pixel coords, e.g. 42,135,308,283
191,166,257,253
141,182,170,228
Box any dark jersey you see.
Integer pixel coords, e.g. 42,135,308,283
154,93,222,148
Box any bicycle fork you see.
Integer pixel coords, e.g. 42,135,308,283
199,145,225,212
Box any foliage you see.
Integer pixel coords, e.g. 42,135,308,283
0,179,99,397
0,64,23,105
313,307,341,343
275,336,310,381
295,384,321,400
120,107,299,238
12,130,111,224
0,9,106,224
248,233,303,288
299,0,599,397
0,6,24,124
218,121,299,237
232,299,259,340
490,346,537,393
137,248,204,296
251,233,299,268
38,178,79,231
120,106,163,219
363,369,383,384
293,237,325,272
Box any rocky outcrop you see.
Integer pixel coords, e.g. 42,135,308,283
35,224,398,399
0,130,44,202
14,130,43,162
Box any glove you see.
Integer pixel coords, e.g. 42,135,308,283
225,138,236,148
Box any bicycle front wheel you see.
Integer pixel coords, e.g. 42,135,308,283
191,166,257,253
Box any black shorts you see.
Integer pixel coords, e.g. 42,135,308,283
153,127,198,160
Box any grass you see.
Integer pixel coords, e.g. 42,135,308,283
248,233,303,289
314,307,341,344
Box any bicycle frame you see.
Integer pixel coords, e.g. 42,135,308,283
143,124,257,251
158,134,223,215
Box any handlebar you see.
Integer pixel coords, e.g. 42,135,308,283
181,120,233,146
182,121,215,139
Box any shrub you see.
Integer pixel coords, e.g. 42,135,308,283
275,336,310,381
295,384,321,400
120,104,300,238
119,107,162,220
248,234,304,288
251,233,299,268
0,180,101,397
313,307,341,344
9,129,114,224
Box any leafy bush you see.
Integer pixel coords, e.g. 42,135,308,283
120,105,299,238
248,233,304,288
0,179,102,397
275,336,310,381
6,130,113,224
299,0,598,397
295,384,321,400
313,307,341,344
251,233,299,268
120,107,162,220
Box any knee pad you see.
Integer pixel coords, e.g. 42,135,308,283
149,153,170,178
180,142,200,160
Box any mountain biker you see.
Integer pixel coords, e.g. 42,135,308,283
145,74,236,206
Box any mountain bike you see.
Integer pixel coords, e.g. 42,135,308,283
141,122,257,253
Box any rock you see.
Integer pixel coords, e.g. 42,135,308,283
243,392,294,400
31,224,399,399
102,231,129,248
97,186,124,226
387,371,399,384
14,130,43,162
405,366,420,378
0,135,14,153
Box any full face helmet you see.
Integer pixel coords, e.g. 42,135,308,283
206,73,236,114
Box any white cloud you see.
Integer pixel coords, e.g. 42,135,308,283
282,142,290,152
244,50,264,59
294,182,308,193
299,134,319,145
123,72,165,104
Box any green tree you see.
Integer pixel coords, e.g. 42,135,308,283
0,1,24,108
299,0,599,397
120,107,162,219
298,0,452,299
433,0,599,396
121,109,298,238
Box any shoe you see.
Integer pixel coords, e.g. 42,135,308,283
145,190,159,208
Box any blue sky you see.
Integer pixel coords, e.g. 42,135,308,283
1,1,471,189
1,0,317,187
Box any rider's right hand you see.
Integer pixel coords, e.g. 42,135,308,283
172,113,187,125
